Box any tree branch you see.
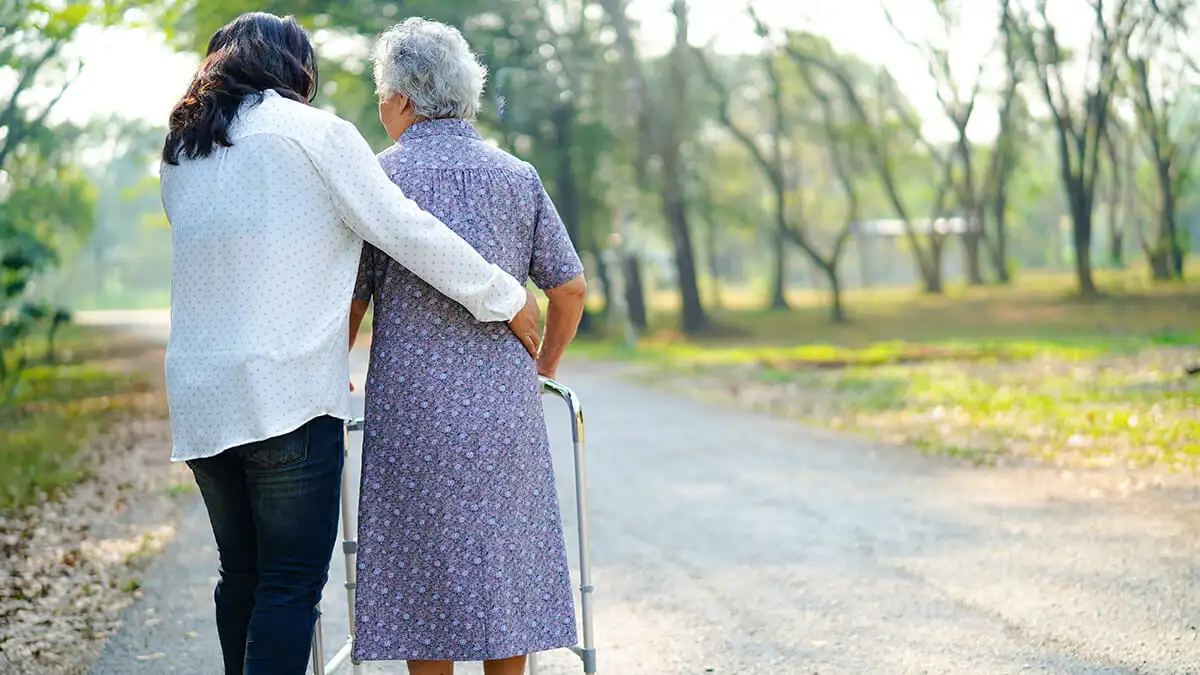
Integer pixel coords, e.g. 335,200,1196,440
0,39,63,172
596,0,654,187
692,46,782,190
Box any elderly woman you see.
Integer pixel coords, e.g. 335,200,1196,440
347,18,588,675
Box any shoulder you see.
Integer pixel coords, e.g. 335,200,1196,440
233,93,364,153
380,133,536,178
470,138,537,178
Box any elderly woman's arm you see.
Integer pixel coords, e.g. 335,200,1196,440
350,246,374,351
527,170,587,380
350,300,369,350
536,274,587,380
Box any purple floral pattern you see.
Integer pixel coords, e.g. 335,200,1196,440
352,119,583,662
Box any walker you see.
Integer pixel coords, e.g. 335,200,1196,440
311,376,597,675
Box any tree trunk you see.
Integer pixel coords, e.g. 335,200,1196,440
661,0,707,334
1106,143,1125,270
702,213,723,309
593,243,614,320
768,229,789,311
623,252,648,332
1109,227,1124,269
1149,248,1171,279
1171,233,1185,279
1152,163,1175,281
662,173,708,333
1071,200,1098,296
962,226,985,286
920,236,945,294
551,102,594,332
993,235,1011,283
826,264,846,323
1106,156,1124,270
1164,172,1184,280
989,204,1012,284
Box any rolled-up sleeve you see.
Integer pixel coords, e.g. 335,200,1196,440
528,169,585,290
313,118,525,322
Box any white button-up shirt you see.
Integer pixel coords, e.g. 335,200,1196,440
160,90,526,462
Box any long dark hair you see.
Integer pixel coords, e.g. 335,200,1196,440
163,13,318,165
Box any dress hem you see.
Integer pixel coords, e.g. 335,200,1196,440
352,634,579,664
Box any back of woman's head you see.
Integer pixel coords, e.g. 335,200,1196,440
163,12,317,165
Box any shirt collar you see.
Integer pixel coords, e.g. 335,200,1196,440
401,118,482,142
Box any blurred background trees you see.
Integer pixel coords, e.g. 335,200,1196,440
4,0,1200,346
0,0,178,393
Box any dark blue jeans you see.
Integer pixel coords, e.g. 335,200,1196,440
188,415,344,675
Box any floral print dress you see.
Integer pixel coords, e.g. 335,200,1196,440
351,119,583,663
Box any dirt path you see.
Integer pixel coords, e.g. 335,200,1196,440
1,332,191,675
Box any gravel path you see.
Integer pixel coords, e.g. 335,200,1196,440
83,313,1200,674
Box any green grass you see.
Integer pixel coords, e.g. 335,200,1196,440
0,328,157,511
578,271,1200,471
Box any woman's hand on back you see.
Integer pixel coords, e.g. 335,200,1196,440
507,287,542,359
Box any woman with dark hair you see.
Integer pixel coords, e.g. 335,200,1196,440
160,12,541,675
163,12,318,165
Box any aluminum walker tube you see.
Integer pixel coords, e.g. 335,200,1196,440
530,377,596,675
312,419,365,674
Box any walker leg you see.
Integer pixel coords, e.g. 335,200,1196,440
337,423,361,673
539,378,597,674
314,420,364,673
571,431,597,674
311,613,326,675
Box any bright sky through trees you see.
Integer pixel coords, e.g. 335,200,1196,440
51,0,1095,142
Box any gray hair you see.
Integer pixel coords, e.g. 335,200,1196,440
372,18,487,120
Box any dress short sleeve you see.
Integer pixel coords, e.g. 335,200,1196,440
528,171,584,290
354,243,376,303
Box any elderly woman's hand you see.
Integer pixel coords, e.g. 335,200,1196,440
536,358,557,380
507,287,541,359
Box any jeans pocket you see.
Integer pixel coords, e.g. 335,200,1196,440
244,423,310,469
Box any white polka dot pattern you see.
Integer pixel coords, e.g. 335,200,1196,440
160,91,526,462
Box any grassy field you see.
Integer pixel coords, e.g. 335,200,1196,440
0,327,161,511
577,269,1200,472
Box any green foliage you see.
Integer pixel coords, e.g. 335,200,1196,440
0,327,151,511
38,119,171,310
0,0,165,393
581,271,1200,470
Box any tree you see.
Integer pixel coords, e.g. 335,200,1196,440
983,0,1027,284
1125,0,1197,280
684,129,771,310
882,0,994,286
0,146,94,392
0,1,159,389
598,0,708,333
1012,0,1135,297
785,32,955,294
695,11,855,322
1099,115,1130,268
694,49,797,313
